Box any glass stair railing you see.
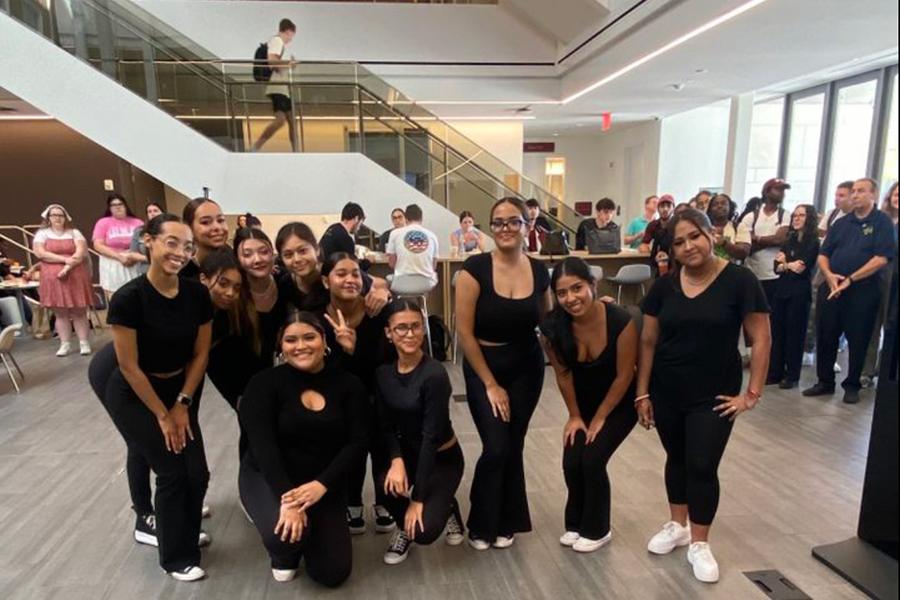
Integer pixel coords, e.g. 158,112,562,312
3,0,581,236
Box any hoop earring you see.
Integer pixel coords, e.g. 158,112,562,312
325,345,332,357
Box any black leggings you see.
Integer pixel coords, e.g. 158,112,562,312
380,444,464,545
89,343,152,516
238,460,351,587
651,396,733,526
347,397,388,508
464,339,544,542
769,290,812,382
105,369,209,572
563,400,637,539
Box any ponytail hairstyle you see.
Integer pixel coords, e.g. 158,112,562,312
182,197,219,228
198,249,262,355
383,297,425,324
539,257,597,370
233,226,274,258
664,208,715,281
320,251,359,278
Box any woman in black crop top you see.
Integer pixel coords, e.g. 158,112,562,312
769,204,820,389
104,213,213,582
319,252,398,534
455,197,552,549
375,300,466,565
239,311,367,587
540,257,638,553
636,210,770,584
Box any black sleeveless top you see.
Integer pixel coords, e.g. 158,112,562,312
462,253,550,345
570,303,636,418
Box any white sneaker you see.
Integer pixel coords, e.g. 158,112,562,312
573,531,613,553
201,504,211,519
687,542,720,583
802,352,815,367
169,566,206,581
468,536,490,551
559,531,580,547
647,521,691,555
79,340,92,355
272,568,296,582
492,535,515,549
445,514,465,546
56,342,71,357
198,531,211,547
834,362,842,373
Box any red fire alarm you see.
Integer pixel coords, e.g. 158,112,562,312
601,112,612,132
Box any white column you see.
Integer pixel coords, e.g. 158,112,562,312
724,93,754,204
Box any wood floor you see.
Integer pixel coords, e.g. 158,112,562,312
0,332,873,599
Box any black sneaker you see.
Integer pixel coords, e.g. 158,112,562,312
765,375,782,386
802,383,835,397
134,513,158,547
779,379,798,390
374,505,397,533
347,507,366,535
383,530,411,565
843,389,861,404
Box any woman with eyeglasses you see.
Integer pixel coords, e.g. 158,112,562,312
104,213,213,581
92,193,145,301
239,311,367,586
179,197,230,280
319,252,398,535
376,299,465,565
32,203,94,356
455,197,552,550
540,257,638,553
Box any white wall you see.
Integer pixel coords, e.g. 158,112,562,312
657,101,733,204
136,1,556,64
523,120,661,225
444,120,525,173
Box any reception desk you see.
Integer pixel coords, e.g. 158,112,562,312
369,249,652,325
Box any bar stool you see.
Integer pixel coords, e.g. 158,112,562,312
605,264,652,304
450,271,460,363
390,274,437,356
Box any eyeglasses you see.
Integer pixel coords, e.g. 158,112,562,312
163,238,196,256
490,218,525,233
109,202,125,208
391,322,424,337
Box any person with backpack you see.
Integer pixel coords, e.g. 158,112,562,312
251,19,298,152
738,179,791,305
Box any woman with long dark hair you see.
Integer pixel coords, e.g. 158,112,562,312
93,193,144,299
540,257,638,553
239,311,367,586
104,213,213,581
455,196,552,550
769,204,820,389
320,252,397,534
636,209,770,584
234,227,287,364
179,197,229,280
376,299,465,565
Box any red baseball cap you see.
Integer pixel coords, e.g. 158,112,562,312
762,178,791,195
658,194,675,205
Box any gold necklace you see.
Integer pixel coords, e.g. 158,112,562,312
683,259,720,287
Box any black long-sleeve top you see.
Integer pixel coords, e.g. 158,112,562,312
321,308,396,393
207,310,267,410
239,364,369,497
776,231,820,298
375,356,455,502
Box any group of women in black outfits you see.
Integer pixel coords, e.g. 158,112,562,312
90,195,771,586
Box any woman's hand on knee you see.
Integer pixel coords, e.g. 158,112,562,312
405,501,425,540
384,458,409,497
275,504,307,544
281,480,327,512
563,416,587,447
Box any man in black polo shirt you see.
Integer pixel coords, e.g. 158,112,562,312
803,178,895,404
320,202,365,261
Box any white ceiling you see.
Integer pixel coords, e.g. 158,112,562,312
499,0,609,46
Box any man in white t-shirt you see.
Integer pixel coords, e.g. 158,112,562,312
386,204,439,287
251,18,297,151
739,178,791,303
818,180,854,238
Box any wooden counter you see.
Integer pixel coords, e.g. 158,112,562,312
369,250,652,325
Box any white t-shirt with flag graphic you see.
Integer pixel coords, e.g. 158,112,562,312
386,224,439,285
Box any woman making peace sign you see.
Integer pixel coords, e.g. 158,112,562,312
319,252,397,535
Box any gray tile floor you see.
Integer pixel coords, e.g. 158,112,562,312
0,333,872,599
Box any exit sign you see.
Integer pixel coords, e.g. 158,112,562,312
524,142,556,153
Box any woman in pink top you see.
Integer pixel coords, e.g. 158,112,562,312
33,204,94,356
92,194,145,298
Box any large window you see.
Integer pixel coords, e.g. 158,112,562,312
827,78,878,194
745,97,785,200
785,92,826,209
881,72,899,197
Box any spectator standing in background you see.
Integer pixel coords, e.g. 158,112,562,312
692,190,713,212
129,202,164,276
706,194,750,263
93,193,145,299
320,203,365,261
379,208,407,252
739,179,791,306
640,195,675,274
803,178,895,404
624,196,658,249
576,198,621,254
251,19,298,152
818,181,855,237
